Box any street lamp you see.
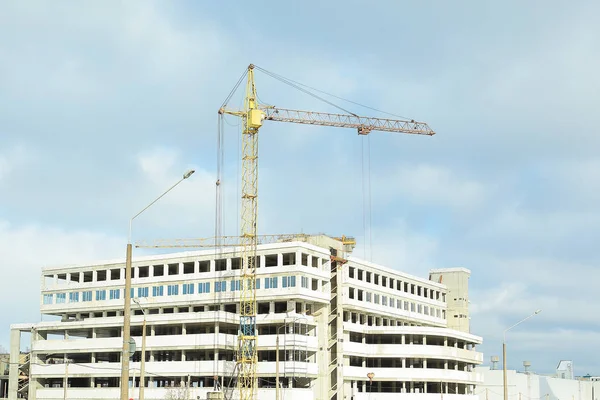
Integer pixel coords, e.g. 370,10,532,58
503,309,541,400
133,298,148,400
120,169,195,400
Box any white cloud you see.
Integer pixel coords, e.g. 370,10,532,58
0,1,230,101
0,144,32,181
352,220,439,277
375,164,490,211
0,220,124,348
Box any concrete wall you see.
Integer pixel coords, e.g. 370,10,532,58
429,268,471,333
476,367,600,400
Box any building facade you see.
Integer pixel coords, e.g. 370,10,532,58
9,235,483,400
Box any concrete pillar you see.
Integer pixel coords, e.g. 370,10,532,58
8,329,20,400
277,253,283,267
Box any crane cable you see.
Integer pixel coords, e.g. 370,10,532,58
255,64,378,261
253,65,412,121
253,65,359,117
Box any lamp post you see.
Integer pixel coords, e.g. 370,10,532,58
120,169,195,400
503,309,542,400
133,298,148,400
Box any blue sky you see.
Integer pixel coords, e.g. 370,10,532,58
1,1,599,375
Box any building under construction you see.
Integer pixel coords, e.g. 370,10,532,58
8,234,482,400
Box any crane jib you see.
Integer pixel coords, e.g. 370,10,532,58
262,107,435,136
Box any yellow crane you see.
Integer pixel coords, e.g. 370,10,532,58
214,64,436,400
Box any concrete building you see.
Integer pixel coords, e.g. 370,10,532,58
475,366,600,400
9,235,483,400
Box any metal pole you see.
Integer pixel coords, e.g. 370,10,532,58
276,334,280,400
503,341,508,400
120,243,132,400
140,316,147,400
63,360,68,400
502,310,541,400
120,169,194,400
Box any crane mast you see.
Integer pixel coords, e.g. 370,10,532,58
231,65,261,400
218,64,435,400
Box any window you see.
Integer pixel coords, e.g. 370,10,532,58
396,299,402,309
301,277,309,288
265,277,278,289
167,284,179,296
183,283,194,295
282,276,296,288
137,287,149,298
130,288,134,298
152,286,164,297
110,289,120,300
69,292,79,302
43,294,53,304
374,294,380,304
255,278,260,289
382,296,388,306
215,281,226,293
198,282,210,294
56,293,66,304
96,290,106,301
230,280,241,291
82,291,92,302
366,292,372,302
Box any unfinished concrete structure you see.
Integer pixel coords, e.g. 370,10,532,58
9,236,483,400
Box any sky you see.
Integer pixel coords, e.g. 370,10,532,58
1,0,599,375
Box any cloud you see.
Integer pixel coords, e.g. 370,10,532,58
0,220,124,348
0,144,33,182
372,164,491,213
351,220,440,277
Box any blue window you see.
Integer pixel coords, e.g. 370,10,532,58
130,288,134,298
256,279,260,289
282,276,296,288
109,289,120,300
56,293,66,304
43,294,53,305
301,277,309,288
138,287,149,298
265,277,278,289
96,290,106,301
198,282,210,294
183,283,194,295
168,284,179,296
215,281,226,293
82,291,92,302
152,286,164,297
69,292,79,303
230,280,241,291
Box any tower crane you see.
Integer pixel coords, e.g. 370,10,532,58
214,64,436,400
